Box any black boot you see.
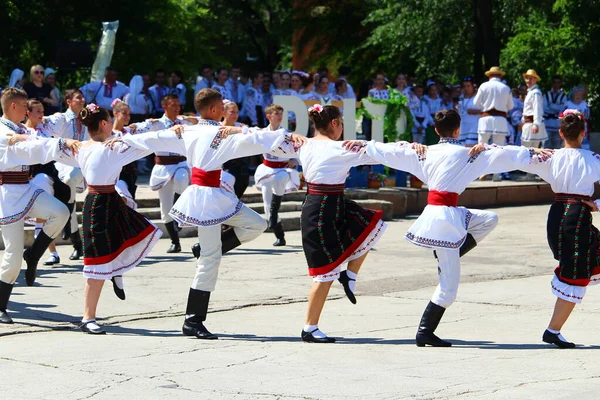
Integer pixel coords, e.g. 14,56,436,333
459,233,477,257
173,194,182,232
23,231,54,286
415,301,452,347
272,222,286,247
269,195,283,230
0,281,14,324
164,221,181,253
192,229,242,259
62,203,75,240
69,231,84,260
182,288,218,339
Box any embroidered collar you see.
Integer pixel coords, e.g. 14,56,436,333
196,118,221,126
65,108,77,121
0,117,27,134
438,137,462,145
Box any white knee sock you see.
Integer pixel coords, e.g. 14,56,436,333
303,324,326,338
346,270,357,293
113,276,124,290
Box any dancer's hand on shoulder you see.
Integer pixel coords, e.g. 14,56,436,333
103,137,122,150
286,160,298,168
468,143,486,157
64,139,82,154
342,140,367,152
6,133,29,146
582,200,599,212
125,124,137,133
411,143,427,156
179,115,198,124
170,125,185,137
219,126,243,137
290,133,308,147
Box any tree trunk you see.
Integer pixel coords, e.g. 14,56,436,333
474,0,500,78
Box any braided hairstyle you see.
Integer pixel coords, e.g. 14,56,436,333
308,105,342,139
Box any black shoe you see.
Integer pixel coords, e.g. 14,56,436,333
415,301,452,347
301,329,336,343
459,233,477,257
182,320,218,339
111,276,126,300
69,231,83,260
62,203,75,240
338,270,357,304
24,231,54,286
0,310,13,324
80,321,106,335
69,247,83,261
273,238,286,247
542,329,576,348
167,243,182,253
192,243,201,259
43,254,60,266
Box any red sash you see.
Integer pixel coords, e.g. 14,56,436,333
263,159,288,169
191,168,221,188
427,190,459,207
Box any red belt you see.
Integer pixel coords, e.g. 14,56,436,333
88,184,116,194
555,193,592,203
191,168,221,188
428,190,459,207
307,182,345,195
0,171,30,185
155,155,187,165
263,159,288,169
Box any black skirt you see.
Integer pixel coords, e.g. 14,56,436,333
547,199,600,286
82,191,159,279
301,193,383,277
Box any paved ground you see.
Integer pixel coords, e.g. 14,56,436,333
2,204,599,399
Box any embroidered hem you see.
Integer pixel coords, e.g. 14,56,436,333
0,189,44,226
170,201,244,227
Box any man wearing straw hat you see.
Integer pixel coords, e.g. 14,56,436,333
520,69,547,150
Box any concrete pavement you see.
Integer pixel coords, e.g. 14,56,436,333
1,204,599,399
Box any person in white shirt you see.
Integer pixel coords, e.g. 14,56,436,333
393,73,411,97
241,72,265,126
225,66,243,105
564,87,590,137
194,64,213,97
212,67,233,102
79,66,129,110
148,69,170,118
328,65,355,98
458,77,481,146
7,68,25,90
543,76,568,149
410,85,433,144
368,72,389,99
423,83,443,118
169,70,187,108
124,75,153,123
473,66,513,146
520,69,547,149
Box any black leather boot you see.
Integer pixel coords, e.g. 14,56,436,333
164,221,181,253
192,229,242,259
415,301,452,347
182,288,217,339
272,222,286,247
62,203,75,240
269,195,283,230
0,281,14,324
24,231,54,286
173,194,182,232
69,231,84,260
459,233,477,257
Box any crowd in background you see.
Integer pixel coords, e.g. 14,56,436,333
1,64,592,152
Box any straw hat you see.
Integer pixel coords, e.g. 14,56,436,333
522,69,541,81
484,66,505,77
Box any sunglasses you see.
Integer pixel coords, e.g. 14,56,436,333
34,71,44,75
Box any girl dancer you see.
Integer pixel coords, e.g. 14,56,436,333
522,110,600,348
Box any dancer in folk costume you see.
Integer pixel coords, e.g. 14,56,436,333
254,104,300,246
127,93,194,253
521,110,600,348
474,67,513,146
39,88,89,259
107,88,306,339
520,69,547,149
111,99,138,206
346,109,550,346
60,104,162,334
0,88,79,324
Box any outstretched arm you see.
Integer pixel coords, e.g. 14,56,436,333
364,140,425,177
116,128,187,155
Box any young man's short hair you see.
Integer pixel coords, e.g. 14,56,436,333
194,88,222,113
1,87,28,111
434,109,461,137
265,104,284,115
161,93,179,105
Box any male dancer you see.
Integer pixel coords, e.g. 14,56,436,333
0,88,79,323
111,88,304,339
346,109,549,346
254,104,300,246
128,94,191,253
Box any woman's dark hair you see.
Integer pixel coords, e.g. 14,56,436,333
560,114,585,140
27,98,43,111
80,106,110,132
308,105,342,137
434,109,461,137
334,80,346,92
172,70,184,82
250,71,263,83
317,75,328,85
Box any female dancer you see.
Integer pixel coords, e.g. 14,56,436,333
64,104,162,334
112,99,138,202
522,110,600,348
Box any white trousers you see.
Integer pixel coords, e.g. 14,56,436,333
478,133,506,146
431,209,499,308
521,140,543,149
0,192,69,284
191,204,267,292
158,169,190,223
32,173,78,234
261,171,289,221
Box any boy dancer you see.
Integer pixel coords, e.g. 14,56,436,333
346,109,549,346
110,88,305,339
0,88,79,323
254,104,300,246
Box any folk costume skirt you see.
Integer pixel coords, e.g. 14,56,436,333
82,188,161,280
301,183,386,281
547,195,600,303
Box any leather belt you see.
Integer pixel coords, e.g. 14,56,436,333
155,155,187,165
0,171,30,185
481,109,507,118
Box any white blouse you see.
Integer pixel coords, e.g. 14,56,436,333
41,109,88,141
